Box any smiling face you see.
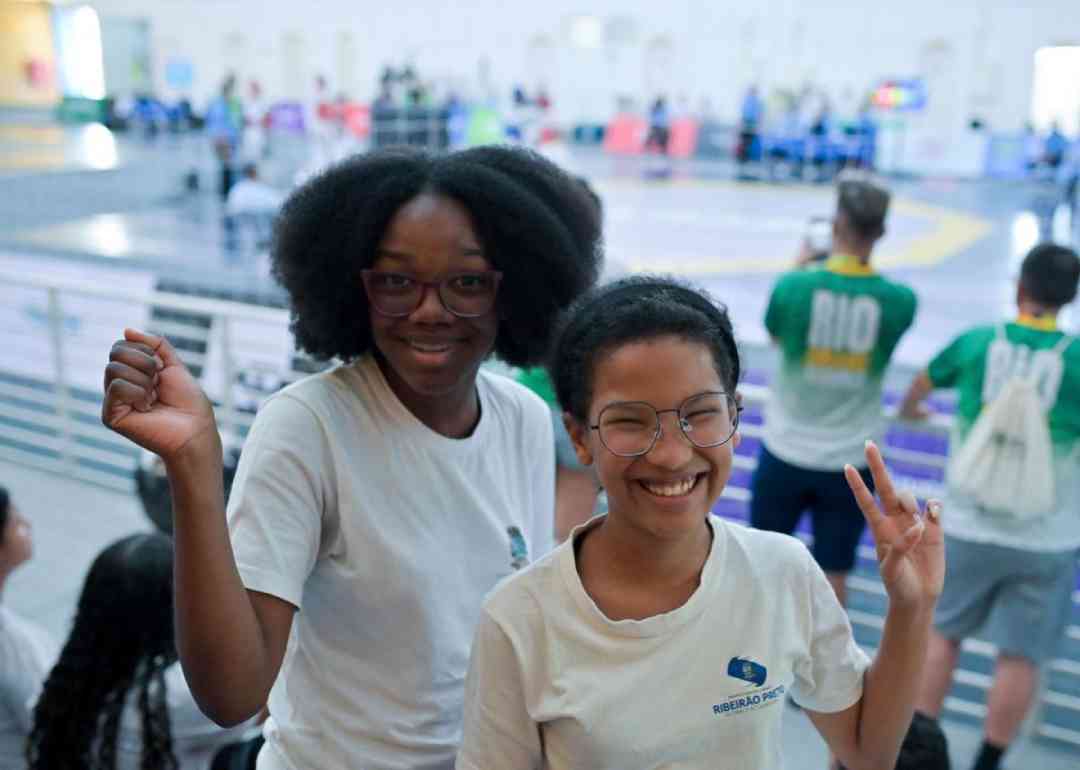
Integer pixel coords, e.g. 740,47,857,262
567,335,739,542
368,193,499,408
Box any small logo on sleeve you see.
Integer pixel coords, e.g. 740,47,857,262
507,526,529,570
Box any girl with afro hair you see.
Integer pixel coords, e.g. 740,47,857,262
101,145,603,770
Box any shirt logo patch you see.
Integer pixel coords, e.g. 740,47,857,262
507,526,529,570
713,657,786,717
727,656,767,687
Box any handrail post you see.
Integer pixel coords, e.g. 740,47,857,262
46,287,74,473
218,315,235,446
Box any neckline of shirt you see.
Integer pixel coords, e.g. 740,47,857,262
1014,313,1059,332
348,354,495,450
824,253,875,277
558,514,727,638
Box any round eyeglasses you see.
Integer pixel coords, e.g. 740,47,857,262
361,270,503,318
590,391,742,458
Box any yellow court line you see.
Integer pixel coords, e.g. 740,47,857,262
0,149,67,170
601,177,993,275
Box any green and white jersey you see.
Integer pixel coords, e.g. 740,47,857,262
763,255,917,470
928,317,1080,550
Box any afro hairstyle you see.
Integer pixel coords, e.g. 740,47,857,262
271,145,603,367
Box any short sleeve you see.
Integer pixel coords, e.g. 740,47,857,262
227,393,331,609
926,332,971,389
899,285,918,332
764,276,791,338
790,553,871,713
456,609,542,770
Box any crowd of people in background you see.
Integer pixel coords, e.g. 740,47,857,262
3,120,1080,768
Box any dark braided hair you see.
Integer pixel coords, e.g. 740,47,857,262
27,533,178,770
550,275,740,422
271,144,603,366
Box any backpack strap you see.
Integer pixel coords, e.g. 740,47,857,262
1052,333,1076,356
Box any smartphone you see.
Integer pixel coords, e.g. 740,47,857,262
805,216,832,261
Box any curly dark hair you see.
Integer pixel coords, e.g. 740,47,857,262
549,275,740,422
271,145,603,366
27,533,179,770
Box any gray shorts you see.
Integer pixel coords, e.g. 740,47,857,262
934,535,1078,663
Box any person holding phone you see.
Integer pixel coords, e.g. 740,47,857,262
751,174,918,609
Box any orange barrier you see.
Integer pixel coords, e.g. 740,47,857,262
668,117,700,158
603,113,647,155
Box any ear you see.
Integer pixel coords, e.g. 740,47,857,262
563,412,595,467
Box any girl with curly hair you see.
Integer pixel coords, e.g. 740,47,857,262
27,533,252,769
101,145,603,769
458,276,944,770
0,485,55,770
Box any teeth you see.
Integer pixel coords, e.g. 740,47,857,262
409,342,451,352
642,476,698,497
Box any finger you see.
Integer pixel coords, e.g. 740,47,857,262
103,378,155,423
864,440,899,513
123,328,184,369
104,361,156,395
897,488,921,529
110,342,163,376
925,498,943,524
845,463,885,529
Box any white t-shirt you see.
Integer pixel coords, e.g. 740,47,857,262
457,516,870,770
112,663,257,770
228,355,555,770
0,607,56,770
225,179,284,217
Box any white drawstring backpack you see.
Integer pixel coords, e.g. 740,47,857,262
946,328,1075,520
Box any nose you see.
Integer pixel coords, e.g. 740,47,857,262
645,412,695,469
408,282,454,323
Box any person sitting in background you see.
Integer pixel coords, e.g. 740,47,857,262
224,163,285,253
225,163,284,219
27,533,255,770
0,485,56,770
837,711,951,770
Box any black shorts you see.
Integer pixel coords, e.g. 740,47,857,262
749,445,873,573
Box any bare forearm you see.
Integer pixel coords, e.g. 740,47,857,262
166,437,275,724
855,601,935,768
900,371,934,417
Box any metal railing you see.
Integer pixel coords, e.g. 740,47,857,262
0,265,1078,751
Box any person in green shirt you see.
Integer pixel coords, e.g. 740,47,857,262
516,367,599,541
751,175,917,608
901,243,1080,770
